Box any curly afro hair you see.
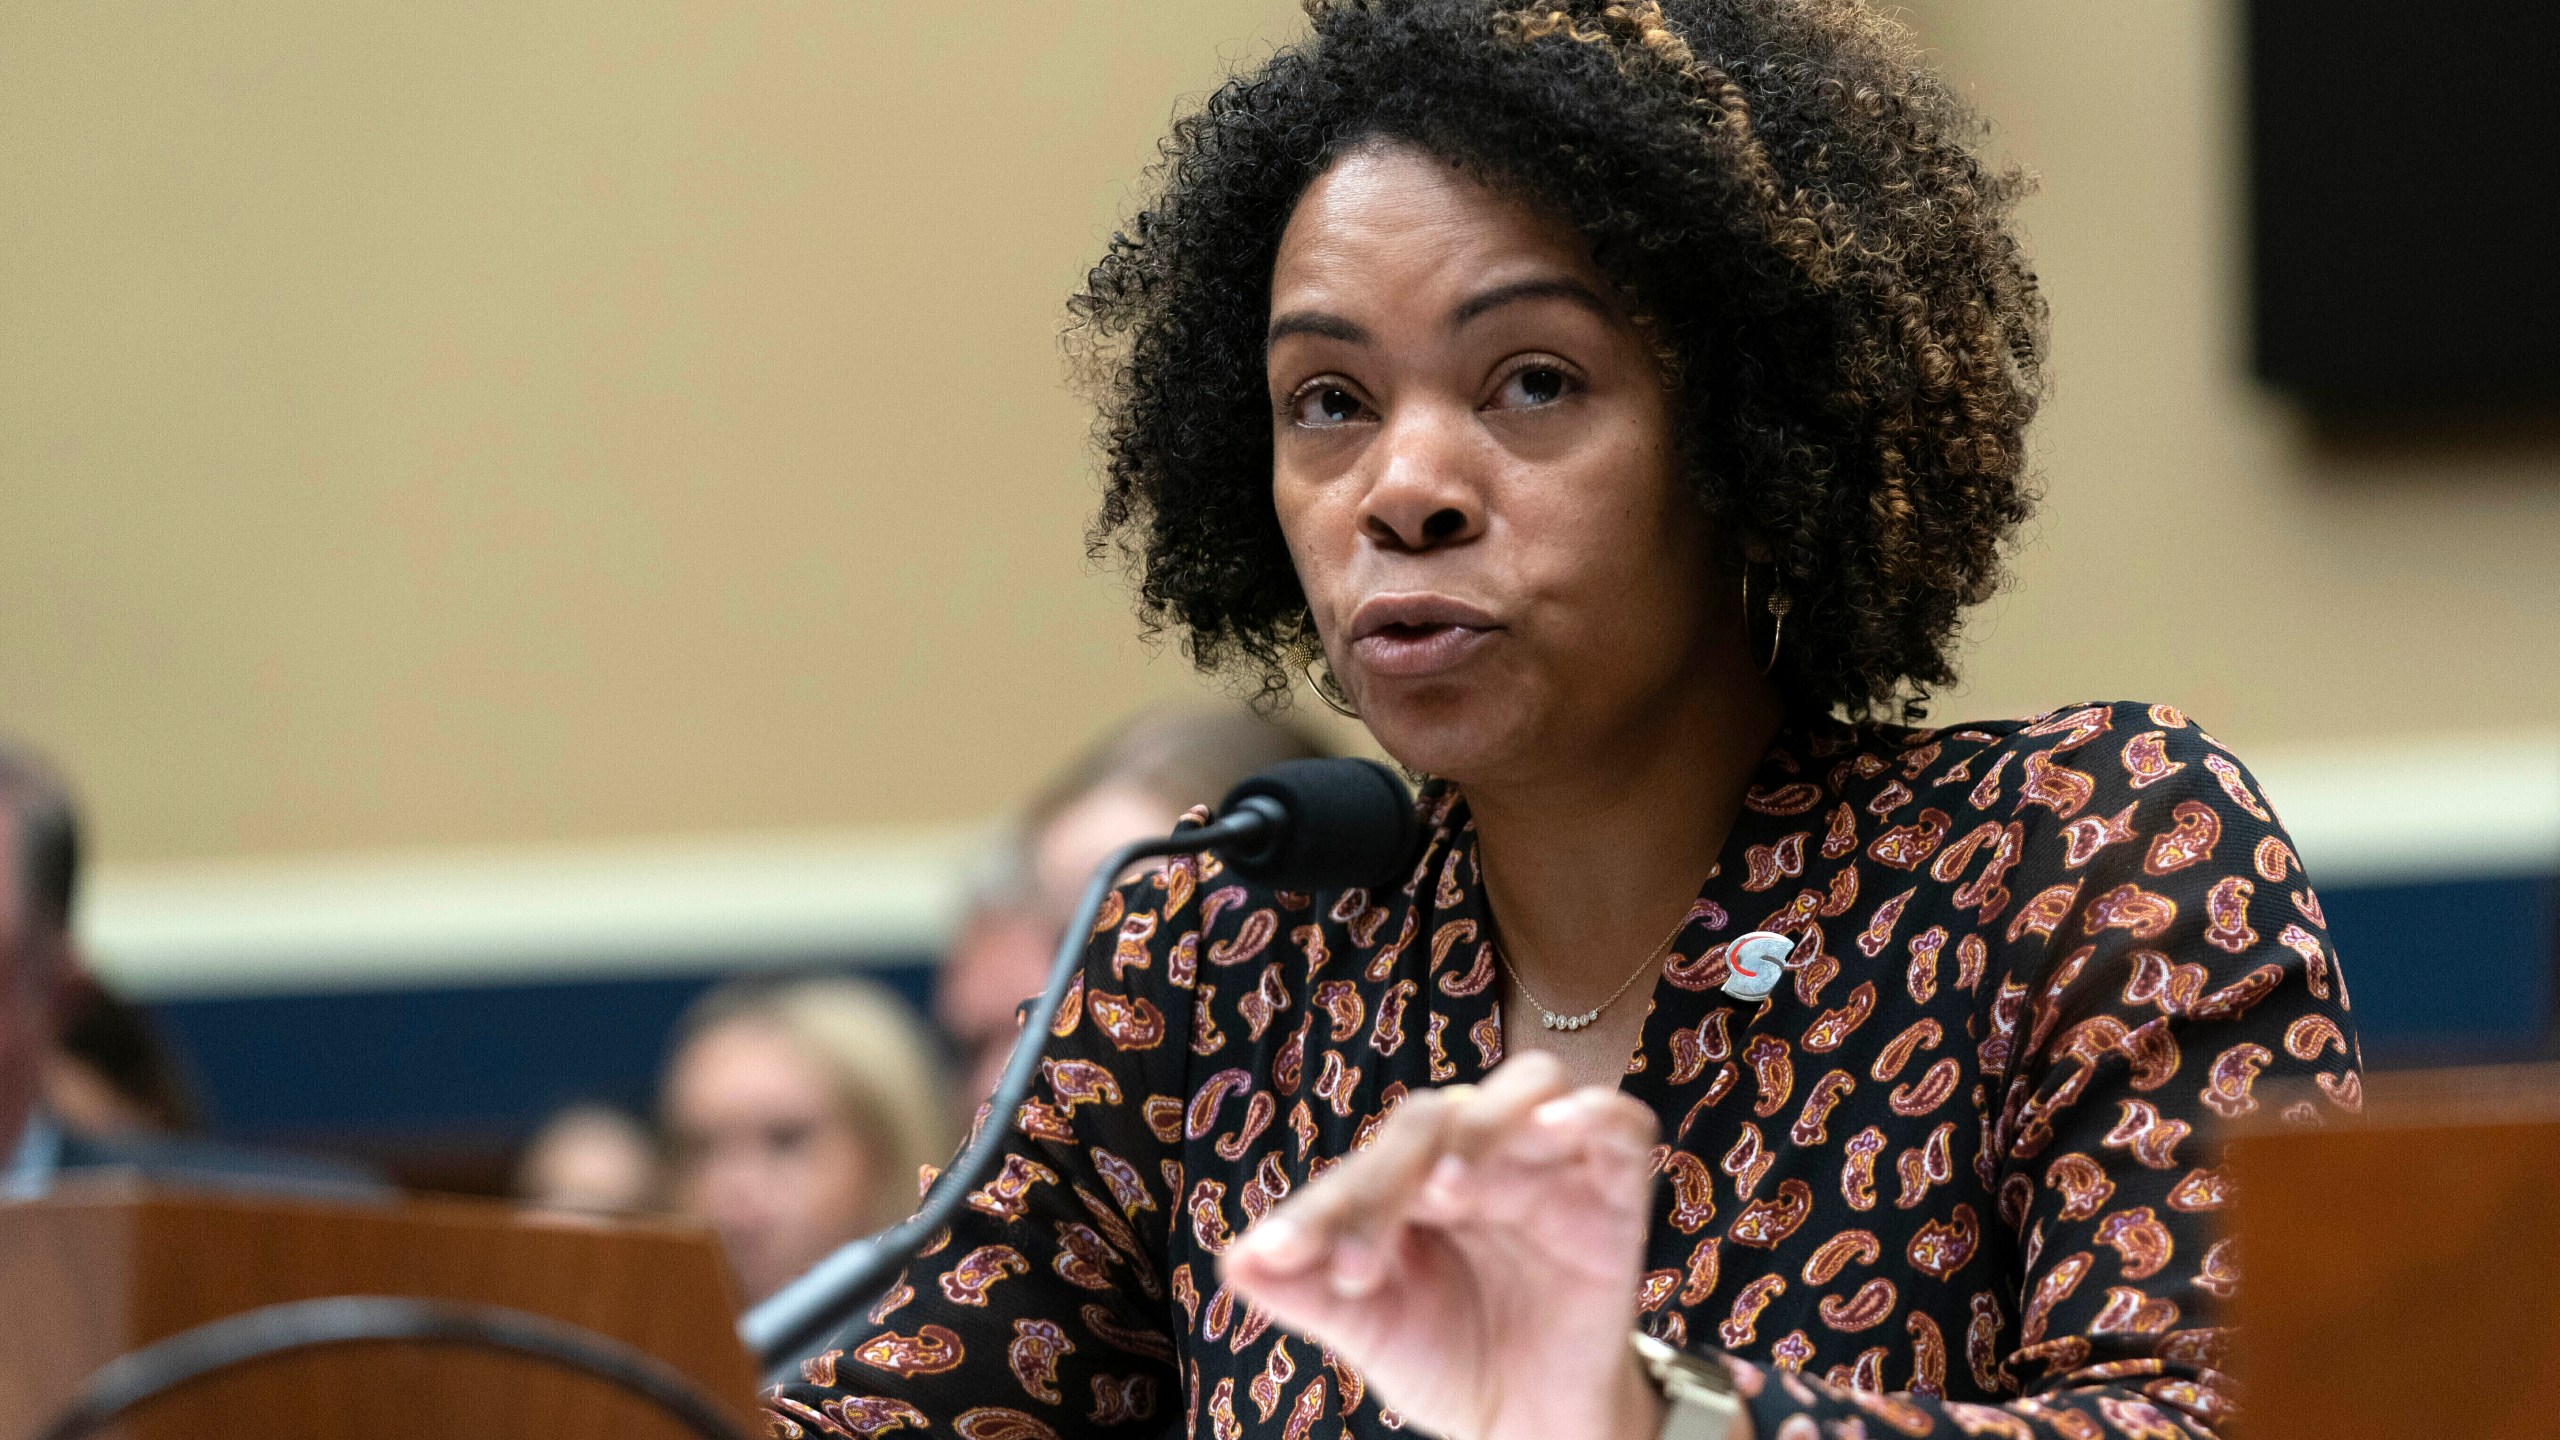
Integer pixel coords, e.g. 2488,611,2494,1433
1069,0,2045,721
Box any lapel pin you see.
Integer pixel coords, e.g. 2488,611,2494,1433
1720,930,1796,1001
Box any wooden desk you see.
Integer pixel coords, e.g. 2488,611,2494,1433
0,1180,760,1440
2229,1064,2560,1440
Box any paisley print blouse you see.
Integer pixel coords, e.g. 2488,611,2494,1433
767,701,2360,1440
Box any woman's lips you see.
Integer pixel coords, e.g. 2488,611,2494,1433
1349,621,1497,677
1345,594,1504,679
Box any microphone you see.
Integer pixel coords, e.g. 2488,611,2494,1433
739,757,1419,1377
1212,757,1424,891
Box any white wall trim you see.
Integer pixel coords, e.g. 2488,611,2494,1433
77,729,2556,1001
2245,730,2560,887
82,825,987,1000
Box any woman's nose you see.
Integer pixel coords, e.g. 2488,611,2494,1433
1356,406,1486,553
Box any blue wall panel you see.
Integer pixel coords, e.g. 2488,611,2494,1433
2316,874,2556,1063
152,958,939,1150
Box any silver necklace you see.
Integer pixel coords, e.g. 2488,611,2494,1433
1491,907,1695,1032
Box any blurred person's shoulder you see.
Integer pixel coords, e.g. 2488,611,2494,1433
58,1127,393,1204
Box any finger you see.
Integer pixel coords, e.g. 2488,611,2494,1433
1407,1150,1476,1226
1225,1084,1459,1295
1595,1086,1662,1150
1402,1053,1578,1225
1444,1050,1575,1155
1414,1085,1660,1231
1524,1085,1659,1161
1227,1055,1592,1291
1219,1211,1464,1370
1299,1057,1565,1258
1499,1087,1658,1192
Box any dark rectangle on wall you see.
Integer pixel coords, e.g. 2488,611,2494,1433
2247,1,2560,412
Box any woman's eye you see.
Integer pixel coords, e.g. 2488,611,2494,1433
1495,365,1572,409
1289,385,1368,427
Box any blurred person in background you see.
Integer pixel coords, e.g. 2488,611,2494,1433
661,975,949,1303
42,972,201,1138
934,707,1323,1101
512,1101,663,1218
1,738,382,1201
0,741,79,1199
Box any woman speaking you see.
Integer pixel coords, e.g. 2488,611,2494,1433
770,2,2356,1437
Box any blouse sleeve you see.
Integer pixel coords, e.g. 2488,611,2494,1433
1731,706,2361,1439
764,858,1201,1440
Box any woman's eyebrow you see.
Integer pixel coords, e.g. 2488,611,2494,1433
1449,277,1614,329
1263,277,1609,350
1266,310,1370,350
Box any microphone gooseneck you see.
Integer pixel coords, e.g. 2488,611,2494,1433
739,757,1417,1379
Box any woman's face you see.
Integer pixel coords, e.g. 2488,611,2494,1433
664,1018,879,1303
1267,143,1729,786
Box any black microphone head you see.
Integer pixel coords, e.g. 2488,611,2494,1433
1215,757,1421,892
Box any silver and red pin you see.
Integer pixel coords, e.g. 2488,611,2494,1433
1720,930,1797,1001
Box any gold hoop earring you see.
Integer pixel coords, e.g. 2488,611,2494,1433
1763,580,1790,675
1742,563,1790,675
1302,651,1360,719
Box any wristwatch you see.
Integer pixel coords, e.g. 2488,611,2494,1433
1632,1331,1746,1440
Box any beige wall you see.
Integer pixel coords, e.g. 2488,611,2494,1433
1899,0,2559,736
5,0,2553,872
0,0,1309,865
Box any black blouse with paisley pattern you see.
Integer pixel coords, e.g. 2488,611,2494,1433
766,700,2360,1440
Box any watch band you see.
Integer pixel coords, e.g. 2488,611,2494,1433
1632,1331,1745,1440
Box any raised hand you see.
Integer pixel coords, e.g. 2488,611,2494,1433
1219,1051,1733,1440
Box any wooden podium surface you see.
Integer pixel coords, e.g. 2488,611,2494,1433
2229,1065,2560,1440
0,1180,762,1440
25,1074,2559,1440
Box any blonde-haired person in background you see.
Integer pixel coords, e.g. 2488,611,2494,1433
661,976,950,1304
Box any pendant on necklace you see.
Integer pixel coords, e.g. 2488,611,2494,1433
1541,1007,1600,1032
